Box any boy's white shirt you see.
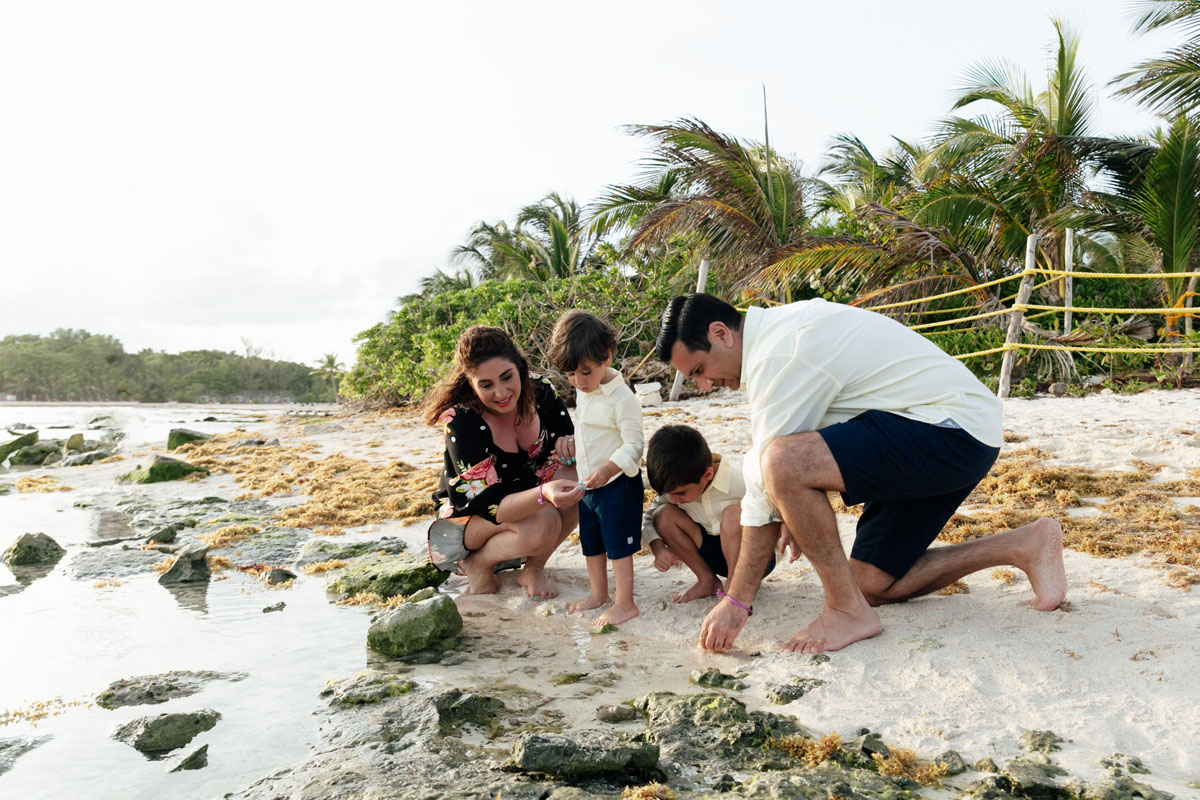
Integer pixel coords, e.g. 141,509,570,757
574,368,644,485
739,299,1003,528
642,456,744,544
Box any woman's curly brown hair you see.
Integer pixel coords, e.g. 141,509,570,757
421,326,536,426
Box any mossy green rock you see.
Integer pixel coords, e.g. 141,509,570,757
510,732,659,778
0,431,37,463
690,667,747,690
367,594,461,657
112,710,220,754
118,455,209,484
167,428,211,451
634,690,804,766
320,669,416,707
3,533,66,567
64,433,85,453
434,689,506,737
328,553,447,599
9,441,62,466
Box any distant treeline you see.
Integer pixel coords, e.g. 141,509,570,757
0,330,334,403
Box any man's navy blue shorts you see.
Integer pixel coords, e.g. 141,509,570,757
579,473,644,560
817,410,999,579
694,525,777,579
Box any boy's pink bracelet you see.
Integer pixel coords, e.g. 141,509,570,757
716,589,752,616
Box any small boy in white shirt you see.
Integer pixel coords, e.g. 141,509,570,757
548,311,645,626
643,425,776,603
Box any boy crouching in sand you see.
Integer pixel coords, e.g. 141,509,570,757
643,425,776,603
548,311,645,626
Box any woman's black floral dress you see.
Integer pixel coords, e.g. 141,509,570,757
433,377,574,523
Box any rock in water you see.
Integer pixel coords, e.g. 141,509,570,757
64,433,85,453
96,670,247,709
0,431,38,464
0,736,50,776
366,594,461,657
510,732,659,778
690,668,747,690
62,450,113,467
170,744,209,772
327,553,448,599
118,455,209,484
112,710,220,755
265,568,295,585
158,543,211,584
9,441,62,466
167,428,211,451
320,670,416,707
3,533,66,567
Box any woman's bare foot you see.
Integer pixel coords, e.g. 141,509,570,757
672,576,722,604
782,604,881,653
462,555,499,595
569,592,608,614
594,602,638,627
1020,518,1067,611
516,567,557,601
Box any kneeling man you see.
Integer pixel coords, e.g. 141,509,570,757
656,293,1066,654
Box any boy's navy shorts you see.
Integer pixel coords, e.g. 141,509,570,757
579,473,644,560
817,410,999,579
694,525,776,579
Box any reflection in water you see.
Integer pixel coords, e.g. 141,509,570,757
161,581,210,614
90,511,137,543
10,562,58,586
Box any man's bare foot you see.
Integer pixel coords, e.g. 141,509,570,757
782,605,881,653
462,555,499,595
1020,517,1067,611
516,567,557,601
594,602,638,626
569,592,608,614
672,576,722,603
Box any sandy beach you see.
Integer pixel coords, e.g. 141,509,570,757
1,390,1198,798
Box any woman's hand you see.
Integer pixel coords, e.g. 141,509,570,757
552,435,576,465
542,479,584,509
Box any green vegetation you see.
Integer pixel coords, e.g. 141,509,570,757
349,5,1200,403
0,330,335,403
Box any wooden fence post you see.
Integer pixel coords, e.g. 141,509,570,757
669,259,710,402
998,234,1038,400
1063,228,1075,335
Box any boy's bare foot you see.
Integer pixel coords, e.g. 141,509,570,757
781,604,881,654
1019,517,1067,611
569,593,608,614
516,567,557,601
672,576,722,604
594,602,638,627
462,555,499,595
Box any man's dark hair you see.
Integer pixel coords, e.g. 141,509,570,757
655,293,743,362
548,310,617,371
646,424,713,494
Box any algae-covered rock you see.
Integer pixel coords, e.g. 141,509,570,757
64,433,85,453
112,710,220,754
295,537,406,567
96,670,247,709
157,542,211,584
634,690,803,768
328,552,448,599
1002,757,1068,798
434,689,506,737
936,749,968,776
0,431,38,463
118,455,209,484
170,743,209,772
4,532,66,567
510,732,659,778
1076,774,1176,799
62,450,114,467
690,667,747,690
1021,729,1064,754
167,428,211,451
320,670,416,708
366,594,461,657
9,441,62,466
766,678,825,704
1098,753,1150,776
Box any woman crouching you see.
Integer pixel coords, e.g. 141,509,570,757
424,326,583,599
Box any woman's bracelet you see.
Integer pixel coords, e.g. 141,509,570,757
716,589,752,616
537,483,547,505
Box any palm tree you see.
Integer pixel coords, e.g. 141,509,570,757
1114,1,1200,116
590,118,818,294
311,353,345,396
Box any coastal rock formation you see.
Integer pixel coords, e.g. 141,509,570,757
96,670,247,709
118,455,209,484
689,667,747,691
766,678,826,704
157,542,211,584
167,428,211,451
327,552,448,599
320,670,416,707
366,594,461,657
3,532,66,567
0,431,38,463
9,440,62,466
170,744,209,772
294,537,405,567
64,433,85,453
112,710,220,755
62,450,113,467
509,732,659,778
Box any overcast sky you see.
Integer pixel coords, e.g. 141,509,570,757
0,0,1174,366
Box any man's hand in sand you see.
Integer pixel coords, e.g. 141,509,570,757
542,479,584,508
649,539,682,572
778,522,802,562
699,597,749,651
552,435,575,465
